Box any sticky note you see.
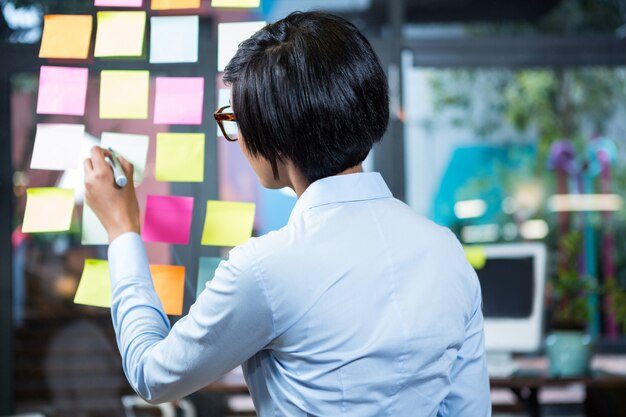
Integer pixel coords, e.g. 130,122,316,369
201,201,255,246
39,14,92,59
95,0,143,6
22,188,75,233
142,195,194,244
154,77,204,125
464,246,487,269
100,70,149,119
30,124,85,170
94,11,146,57
217,21,266,71
101,132,149,183
155,133,204,182
36,66,88,116
74,259,111,308
74,260,185,315
151,0,200,9
150,16,199,64
81,204,109,245
212,0,260,7
150,264,185,315
196,257,222,299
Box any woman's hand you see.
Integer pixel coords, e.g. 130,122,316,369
84,146,141,243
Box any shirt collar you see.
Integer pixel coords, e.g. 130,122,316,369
288,172,393,223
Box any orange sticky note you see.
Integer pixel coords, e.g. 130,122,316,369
39,15,93,59
150,264,185,315
151,0,200,9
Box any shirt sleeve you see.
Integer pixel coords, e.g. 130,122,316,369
438,263,492,417
108,232,275,404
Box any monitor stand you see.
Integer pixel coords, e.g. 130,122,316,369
486,352,519,378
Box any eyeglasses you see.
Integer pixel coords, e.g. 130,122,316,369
214,105,239,142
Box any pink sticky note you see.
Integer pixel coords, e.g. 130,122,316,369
36,66,89,116
154,77,204,125
142,195,194,244
95,0,143,6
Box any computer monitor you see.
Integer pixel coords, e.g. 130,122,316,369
471,243,547,376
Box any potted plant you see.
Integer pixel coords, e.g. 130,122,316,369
546,231,595,377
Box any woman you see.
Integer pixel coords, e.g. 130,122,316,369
84,11,490,417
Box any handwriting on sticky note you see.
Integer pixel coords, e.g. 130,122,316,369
154,77,204,125
74,260,186,315
201,200,255,247
31,124,85,171
464,246,487,269
142,195,194,244
39,14,92,59
94,11,146,57
22,188,75,233
212,0,260,7
217,21,266,71
100,132,149,183
196,257,222,299
100,70,149,119
150,16,198,64
155,133,205,182
37,66,88,116
151,0,200,10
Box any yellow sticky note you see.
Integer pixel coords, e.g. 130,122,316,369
74,259,111,308
22,188,75,233
94,11,146,57
100,70,149,119
211,0,260,7
201,201,255,247
151,0,200,9
155,133,205,182
39,15,93,59
464,246,487,269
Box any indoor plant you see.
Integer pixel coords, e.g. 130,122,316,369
546,231,595,377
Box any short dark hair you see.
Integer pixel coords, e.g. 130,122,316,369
223,11,389,183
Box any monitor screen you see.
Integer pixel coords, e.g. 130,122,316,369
476,256,535,319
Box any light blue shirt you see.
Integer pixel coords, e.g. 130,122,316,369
108,172,491,416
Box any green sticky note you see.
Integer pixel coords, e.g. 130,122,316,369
22,188,75,233
464,246,487,269
94,11,146,57
74,259,111,308
155,133,205,182
196,257,222,299
201,201,255,247
81,203,109,245
100,70,149,119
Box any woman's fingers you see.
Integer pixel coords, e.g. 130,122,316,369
117,154,134,179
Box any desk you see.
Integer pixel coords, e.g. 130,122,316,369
490,355,626,417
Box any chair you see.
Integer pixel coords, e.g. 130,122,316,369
121,395,196,417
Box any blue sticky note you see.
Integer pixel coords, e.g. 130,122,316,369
196,257,223,299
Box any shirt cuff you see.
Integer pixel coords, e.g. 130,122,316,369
108,232,151,286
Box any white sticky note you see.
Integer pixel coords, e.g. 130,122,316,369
81,203,108,245
150,16,199,63
30,124,85,170
217,21,266,71
100,132,149,183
